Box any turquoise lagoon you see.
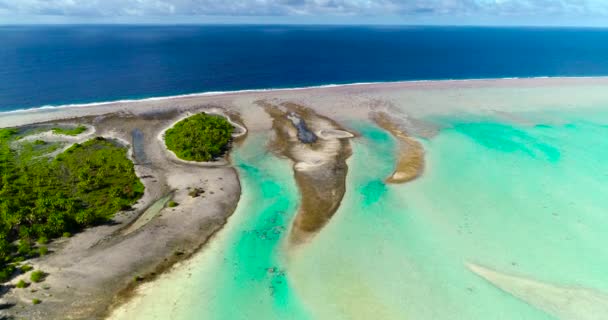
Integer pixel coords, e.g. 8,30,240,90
112,109,608,320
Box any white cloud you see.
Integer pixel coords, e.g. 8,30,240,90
1,0,607,20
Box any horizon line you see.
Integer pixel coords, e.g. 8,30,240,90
2,23,608,29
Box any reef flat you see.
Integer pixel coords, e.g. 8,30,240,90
2,78,608,319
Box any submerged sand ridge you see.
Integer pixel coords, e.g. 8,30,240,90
371,111,425,184
468,263,608,320
260,101,354,244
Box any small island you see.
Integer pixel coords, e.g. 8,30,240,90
1,79,606,320
164,113,234,162
0,108,244,320
0,128,143,281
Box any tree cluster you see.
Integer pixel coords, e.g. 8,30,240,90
0,130,143,281
164,113,234,162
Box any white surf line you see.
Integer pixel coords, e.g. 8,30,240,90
4,76,608,115
467,262,608,320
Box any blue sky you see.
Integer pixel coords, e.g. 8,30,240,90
1,0,608,26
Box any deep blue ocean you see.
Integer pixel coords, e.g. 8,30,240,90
2,25,608,112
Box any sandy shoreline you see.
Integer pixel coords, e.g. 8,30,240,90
2,76,608,114
2,77,608,319
4,77,608,130
0,108,242,320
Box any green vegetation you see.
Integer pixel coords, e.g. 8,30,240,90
0,128,144,282
20,265,33,273
164,113,233,162
30,270,45,283
38,246,48,256
62,232,71,238
16,279,28,288
167,201,178,208
16,139,64,164
32,298,41,305
52,125,87,136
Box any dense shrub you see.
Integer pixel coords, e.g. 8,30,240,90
20,264,33,273
164,113,233,162
0,266,14,282
16,279,28,288
30,270,45,283
0,130,144,282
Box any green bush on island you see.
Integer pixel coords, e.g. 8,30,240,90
38,246,48,256
167,200,178,208
0,128,144,282
32,298,41,305
37,236,48,245
30,270,45,283
16,279,28,288
164,113,233,162
52,125,87,136
20,264,33,273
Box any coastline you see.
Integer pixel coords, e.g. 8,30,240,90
1,76,607,115
0,108,243,320
3,76,608,319
4,76,608,131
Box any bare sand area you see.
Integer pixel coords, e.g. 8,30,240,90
261,101,354,245
4,77,608,130
371,111,425,184
0,107,242,320
2,77,608,319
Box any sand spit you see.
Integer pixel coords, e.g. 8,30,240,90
0,107,242,320
371,111,425,184
260,101,354,245
468,263,608,320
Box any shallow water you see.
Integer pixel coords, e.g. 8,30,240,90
110,133,308,320
112,109,608,320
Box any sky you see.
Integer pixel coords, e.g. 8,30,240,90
1,0,608,26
